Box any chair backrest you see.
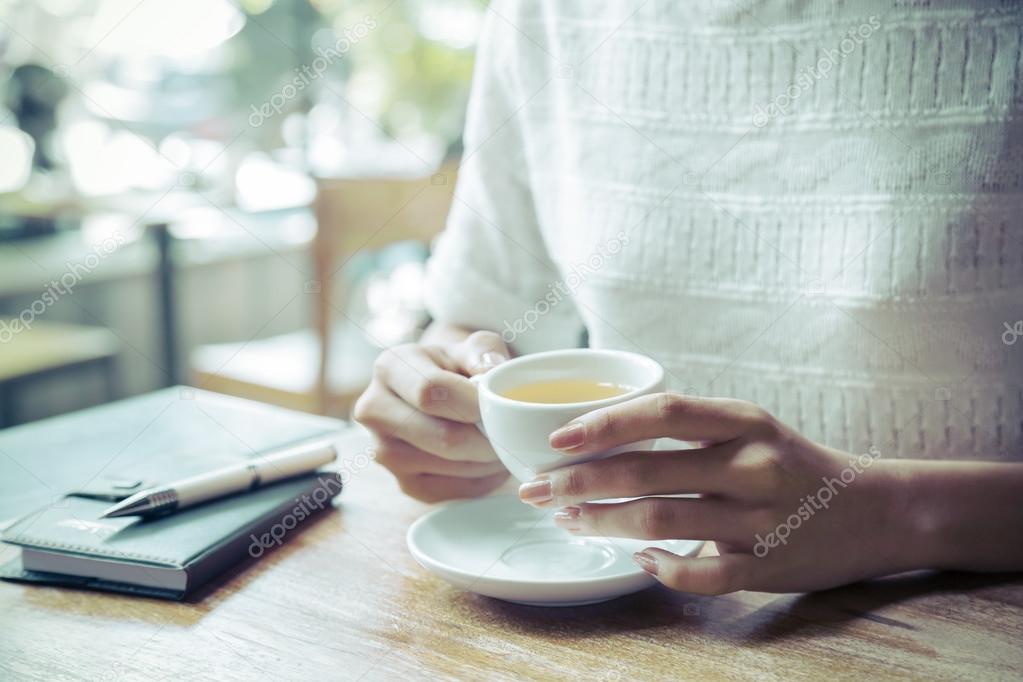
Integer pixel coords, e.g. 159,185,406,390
311,159,458,411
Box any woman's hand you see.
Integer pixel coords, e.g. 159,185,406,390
354,328,511,502
517,393,914,595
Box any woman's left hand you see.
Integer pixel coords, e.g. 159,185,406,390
517,393,914,595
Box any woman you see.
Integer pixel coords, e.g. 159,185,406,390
354,1,1023,594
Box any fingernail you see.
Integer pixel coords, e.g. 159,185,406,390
549,422,585,449
553,506,581,530
518,478,552,504
479,351,508,370
633,551,658,575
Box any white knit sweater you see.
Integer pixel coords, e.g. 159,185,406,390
425,0,1023,461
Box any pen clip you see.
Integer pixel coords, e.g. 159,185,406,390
66,478,159,502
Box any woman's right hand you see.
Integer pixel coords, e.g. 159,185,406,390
353,329,512,502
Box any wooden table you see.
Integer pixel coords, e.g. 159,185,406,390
1,392,1022,681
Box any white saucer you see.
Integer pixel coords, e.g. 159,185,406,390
406,495,703,607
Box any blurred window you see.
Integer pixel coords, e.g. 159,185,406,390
0,0,482,219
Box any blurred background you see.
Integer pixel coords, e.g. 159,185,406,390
0,0,483,425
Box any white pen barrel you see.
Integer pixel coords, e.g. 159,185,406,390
172,440,338,507
174,465,255,506
254,441,337,485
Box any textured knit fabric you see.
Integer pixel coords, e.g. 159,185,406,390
424,0,1023,461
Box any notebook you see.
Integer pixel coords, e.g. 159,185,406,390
2,472,342,598
0,387,347,599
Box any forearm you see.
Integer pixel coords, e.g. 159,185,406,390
892,460,1023,572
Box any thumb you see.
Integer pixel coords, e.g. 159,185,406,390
452,330,511,377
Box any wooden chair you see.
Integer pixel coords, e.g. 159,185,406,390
191,161,458,417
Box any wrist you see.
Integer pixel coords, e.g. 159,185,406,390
869,459,944,572
880,459,1001,572
848,456,1023,575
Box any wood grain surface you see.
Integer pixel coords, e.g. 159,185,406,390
2,421,1022,681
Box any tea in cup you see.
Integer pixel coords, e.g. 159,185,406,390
474,349,665,481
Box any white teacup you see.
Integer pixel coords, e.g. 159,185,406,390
475,349,666,482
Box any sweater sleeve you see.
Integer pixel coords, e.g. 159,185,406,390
423,3,583,355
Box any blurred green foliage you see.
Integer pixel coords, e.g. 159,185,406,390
335,0,480,151
236,0,482,153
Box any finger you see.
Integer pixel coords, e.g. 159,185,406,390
518,447,741,507
553,497,748,544
448,330,511,376
398,471,509,504
373,346,480,422
633,548,753,595
548,393,772,454
354,383,495,462
373,437,506,477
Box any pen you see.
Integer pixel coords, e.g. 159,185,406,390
100,440,338,519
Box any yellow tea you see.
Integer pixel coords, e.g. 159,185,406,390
500,379,632,404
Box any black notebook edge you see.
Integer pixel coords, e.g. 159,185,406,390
183,471,344,591
0,472,344,600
